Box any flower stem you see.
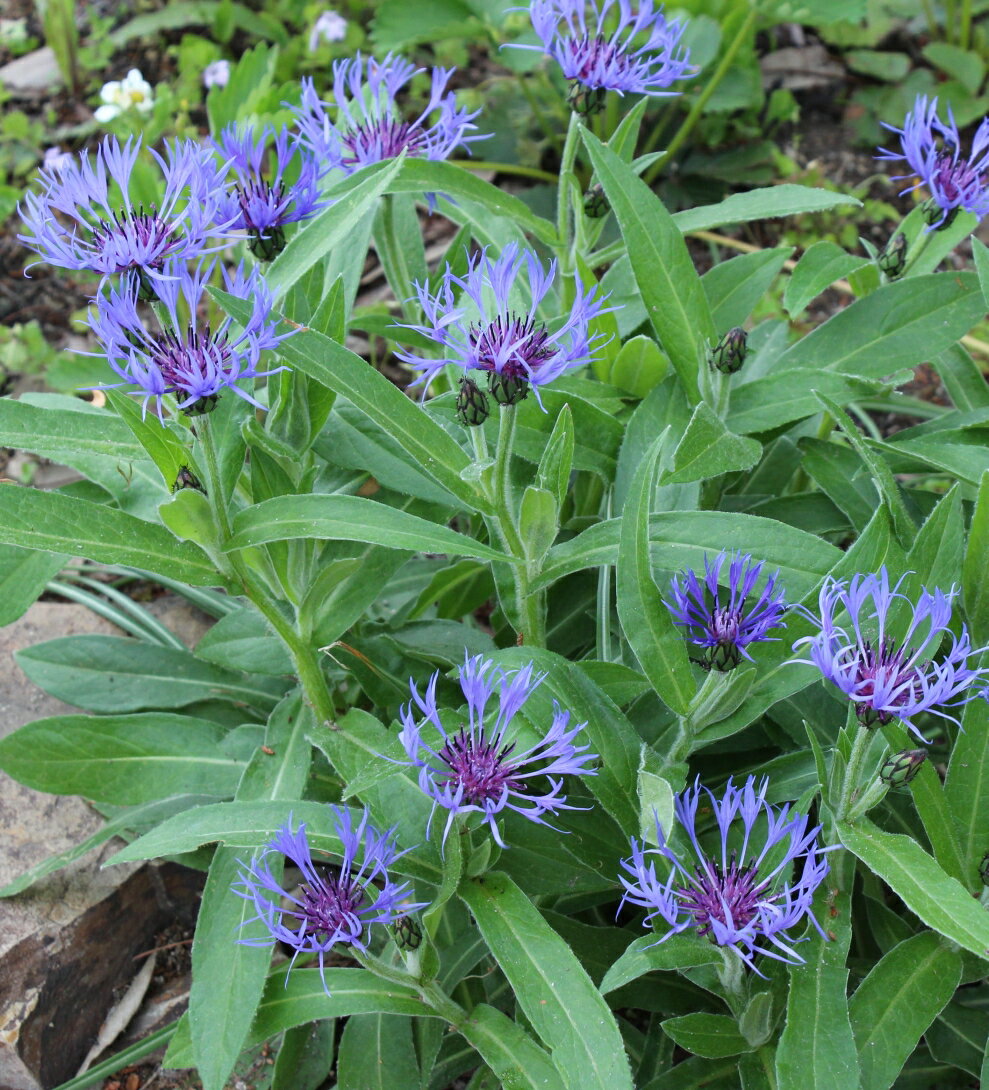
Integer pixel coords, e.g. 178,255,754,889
645,5,758,183
836,723,874,822
557,111,582,307
450,159,559,184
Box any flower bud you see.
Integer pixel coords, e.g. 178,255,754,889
183,393,220,417
456,376,490,427
567,81,606,116
979,850,989,887
393,914,423,950
921,197,959,231
249,225,287,262
488,370,529,406
584,183,608,219
879,748,927,788
877,234,907,279
172,465,205,493
709,327,748,375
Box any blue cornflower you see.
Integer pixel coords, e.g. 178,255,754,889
213,124,329,261
234,806,426,993
877,95,989,229
665,551,787,672
396,242,612,408
619,777,831,975
792,568,986,739
398,655,598,848
293,53,483,175
519,0,695,114
88,259,290,418
18,136,231,287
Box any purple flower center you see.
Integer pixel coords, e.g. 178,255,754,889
846,638,922,726
678,855,761,938
298,871,366,943
469,314,555,378
342,118,426,167
151,328,232,407
569,34,623,82
237,177,285,228
91,209,175,271
932,148,981,203
438,728,520,806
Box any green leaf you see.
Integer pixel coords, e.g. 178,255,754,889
609,335,669,398
963,471,989,645
599,934,721,994
617,437,696,715
922,42,985,94
727,369,877,434
776,889,858,1090
225,494,511,563
271,1022,335,1090
838,817,989,958
459,1004,566,1090
637,750,675,844
671,185,861,234
0,713,245,803
0,484,218,585
460,872,634,1090
662,1014,753,1059
928,1001,989,1078
16,635,283,713
194,606,293,675
372,0,475,51
337,1014,420,1090
945,695,989,892
775,272,985,378
0,545,66,626
104,389,189,489
582,128,715,401
214,295,485,512
849,931,962,1090
784,241,869,317
266,157,405,299
663,401,762,485
704,248,792,330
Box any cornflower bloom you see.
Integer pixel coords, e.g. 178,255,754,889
309,9,348,49
292,53,483,175
619,777,830,974
88,259,290,418
202,59,230,89
398,655,598,848
18,136,231,289
665,551,787,671
213,125,328,260
396,242,612,408
519,0,695,114
235,807,425,993
877,95,989,229
792,567,985,739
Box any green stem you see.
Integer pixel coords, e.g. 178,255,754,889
198,415,337,726
960,0,972,48
521,75,562,154
836,723,874,822
945,0,958,44
354,950,467,1025
449,159,559,184
645,6,758,183
917,0,939,38
557,111,582,290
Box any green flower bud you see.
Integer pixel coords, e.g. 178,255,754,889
456,376,490,427
584,183,608,219
709,327,748,375
394,915,423,950
172,465,205,493
183,393,220,417
921,198,959,231
879,748,927,788
567,81,606,116
877,234,907,279
249,225,287,262
978,850,989,886
488,370,529,406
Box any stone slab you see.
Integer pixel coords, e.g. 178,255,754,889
0,48,62,95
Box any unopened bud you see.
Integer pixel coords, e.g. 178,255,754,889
394,915,422,950
979,851,989,886
249,225,286,262
584,183,608,219
172,465,205,493
456,376,490,427
879,748,927,788
710,327,748,375
877,234,907,279
488,370,529,406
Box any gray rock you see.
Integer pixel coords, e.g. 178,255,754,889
0,601,211,1088
0,48,62,95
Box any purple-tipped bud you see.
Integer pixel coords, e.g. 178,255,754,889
877,234,907,278
710,327,748,375
879,748,927,788
456,376,490,427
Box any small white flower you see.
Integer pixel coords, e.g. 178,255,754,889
308,9,347,51
94,69,154,123
202,59,230,89
0,18,29,46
